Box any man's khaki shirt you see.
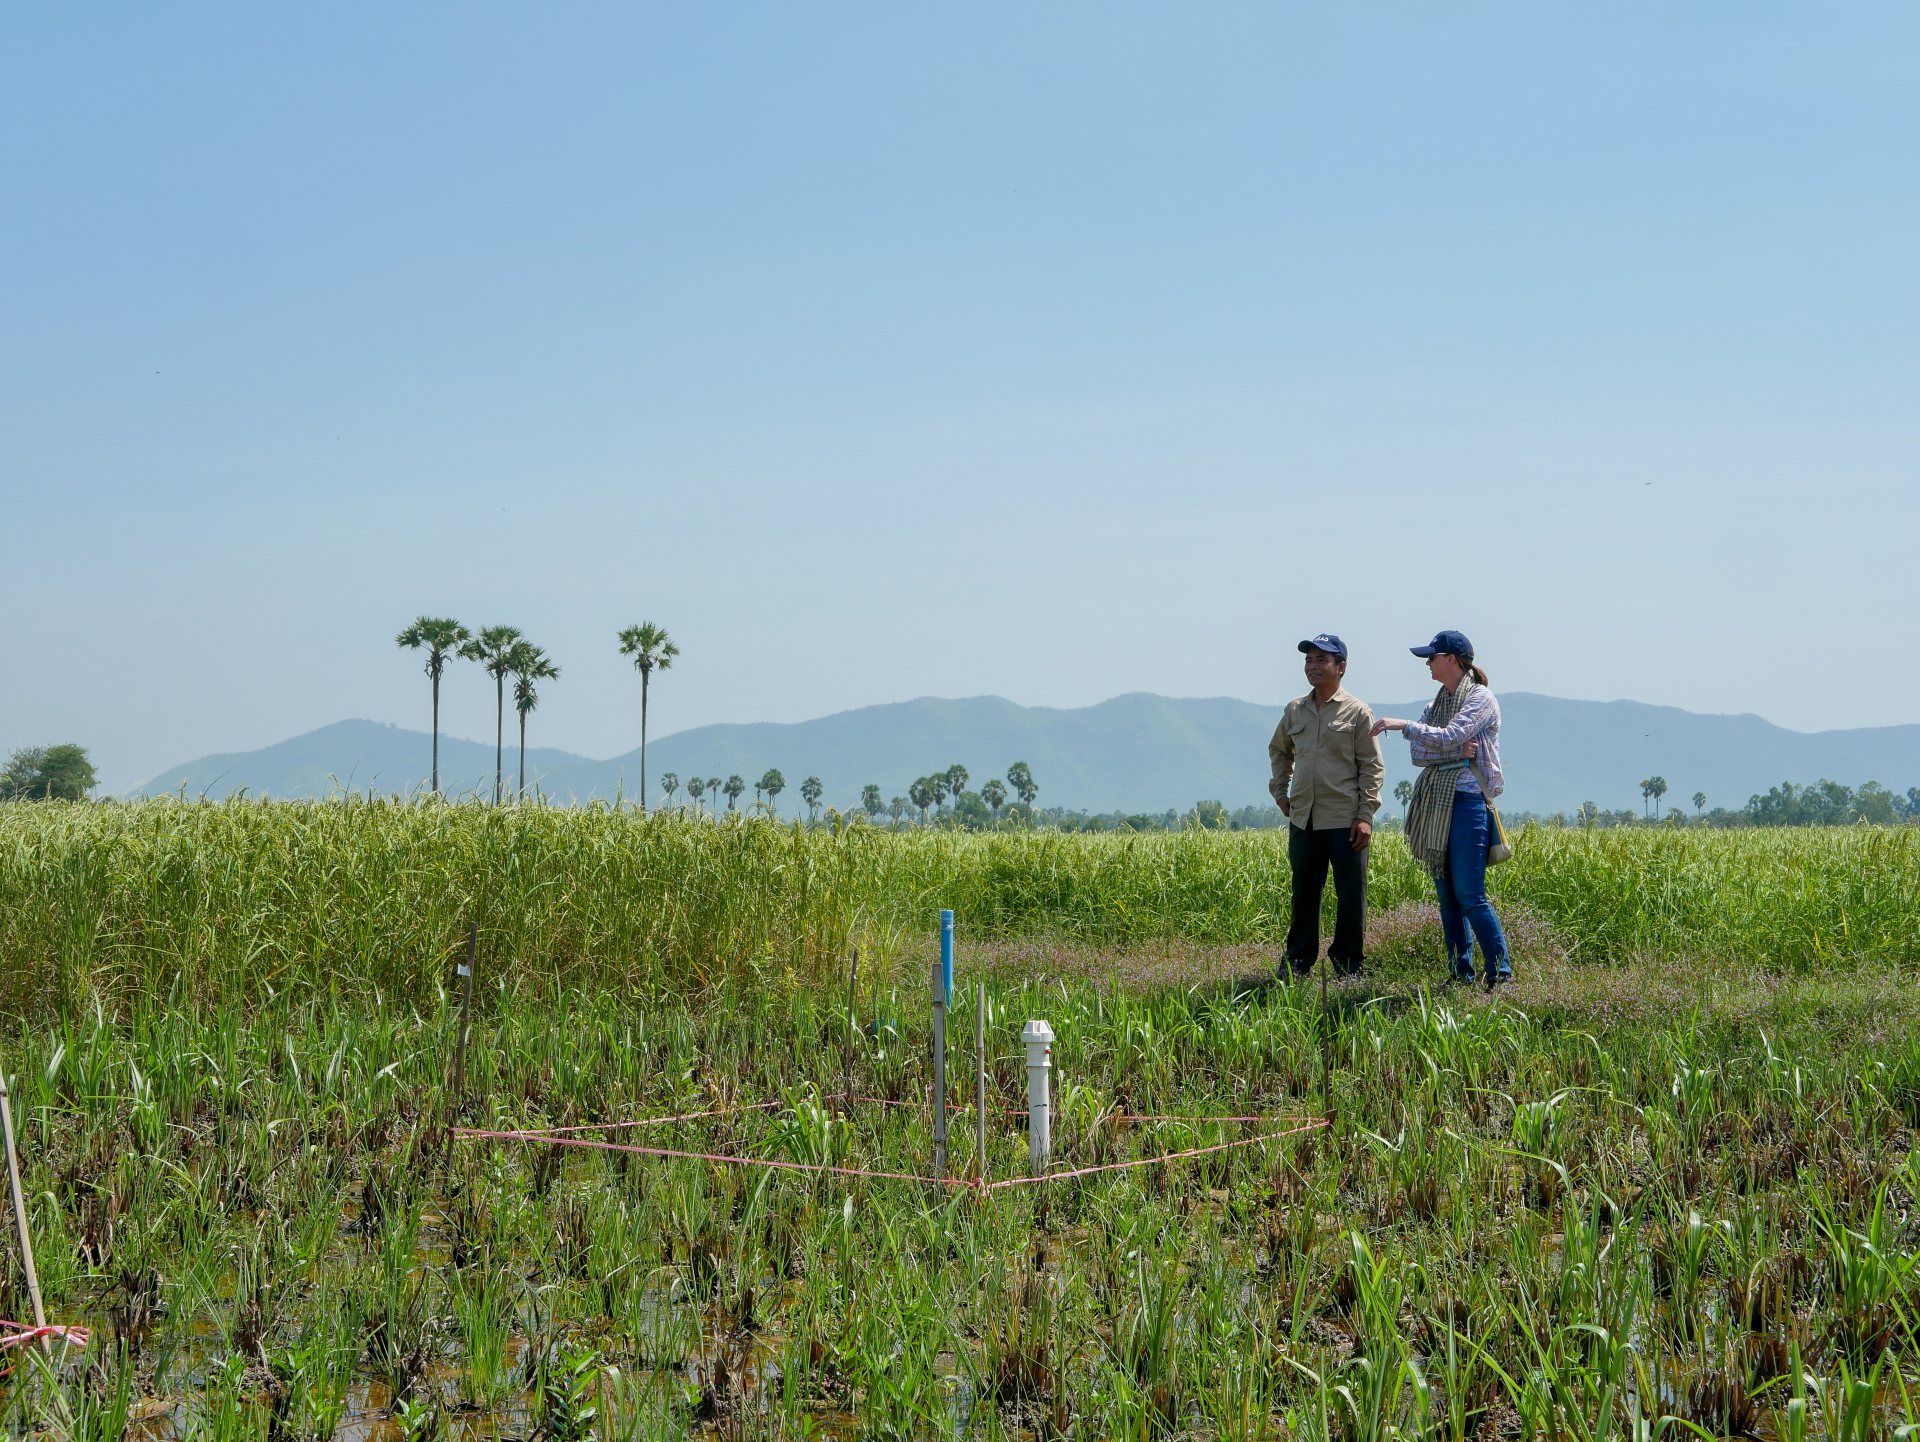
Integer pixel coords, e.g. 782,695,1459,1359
1268,688,1385,830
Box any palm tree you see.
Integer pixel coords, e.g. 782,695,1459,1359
759,769,786,816
1394,779,1413,818
800,776,824,823
395,616,470,795
686,776,706,812
888,796,908,829
946,764,969,803
1007,761,1038,808
506,641,560,802
459,625,524,804
617,623,680,816
1692,790,1707,815
861,784,884,821
981,778,1007,822
723,775,746,811
1647,775,1668,820
707,778,723,813
661,772,679,810
909,776,935,824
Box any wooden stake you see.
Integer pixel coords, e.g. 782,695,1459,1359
0,1060,47,1335
976,982,988,1185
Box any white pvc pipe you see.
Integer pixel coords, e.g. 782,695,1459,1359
1022,1019,1054,1177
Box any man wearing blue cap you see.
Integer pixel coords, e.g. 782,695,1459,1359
1268,634,1385,978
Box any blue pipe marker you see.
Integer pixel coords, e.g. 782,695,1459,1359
939,909,954,1005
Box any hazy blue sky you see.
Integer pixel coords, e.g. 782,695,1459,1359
6,5,1916,792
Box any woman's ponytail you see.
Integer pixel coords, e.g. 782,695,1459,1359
1468,661,1489,686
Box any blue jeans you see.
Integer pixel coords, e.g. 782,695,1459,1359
1436,794,1511,982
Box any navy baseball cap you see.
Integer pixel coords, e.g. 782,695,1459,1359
1411,630,1473,659
1297,633,1347,659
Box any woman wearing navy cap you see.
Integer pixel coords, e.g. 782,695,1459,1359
1370,632,1512,988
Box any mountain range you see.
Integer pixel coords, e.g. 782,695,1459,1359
130,693,1920,817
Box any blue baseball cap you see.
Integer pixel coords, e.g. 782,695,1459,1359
1297,633,1347,660
1411,630,1473,659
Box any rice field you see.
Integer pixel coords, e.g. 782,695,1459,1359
3,802,1917,1010
1,802,1916,1439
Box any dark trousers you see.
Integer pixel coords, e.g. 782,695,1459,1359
1286,824,1367,974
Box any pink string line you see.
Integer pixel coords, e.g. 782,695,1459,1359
978,1118,1330,1192
847,1093,1318,1124
453,1113,1329,1192
480,1100,783,1137
452,1127,974,1188
0,1320,91,1352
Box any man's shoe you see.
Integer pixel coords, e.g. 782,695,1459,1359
1332,958,1363,979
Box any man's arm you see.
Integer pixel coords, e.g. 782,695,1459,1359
1350,704,1384,848
1267,712,1295,815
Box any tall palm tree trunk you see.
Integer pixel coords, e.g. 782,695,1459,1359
518,710,528,802
640,672,650,816
494,676,505,805
430,671,441,795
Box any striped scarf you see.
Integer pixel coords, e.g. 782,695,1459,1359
1403,679,1477,875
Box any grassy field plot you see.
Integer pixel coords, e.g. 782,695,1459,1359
0,803,1915,1438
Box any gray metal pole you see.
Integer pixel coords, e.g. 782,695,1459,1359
976,983,988,1184
452,921,477,1100
931,952,948,1179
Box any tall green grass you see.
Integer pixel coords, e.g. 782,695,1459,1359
2,800,1915,1013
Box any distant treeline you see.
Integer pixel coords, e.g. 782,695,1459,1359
1026,778,1920,834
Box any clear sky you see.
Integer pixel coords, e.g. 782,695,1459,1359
6,5,1916,793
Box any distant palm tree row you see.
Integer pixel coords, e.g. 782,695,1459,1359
395,616,675,805
658,760,1039,827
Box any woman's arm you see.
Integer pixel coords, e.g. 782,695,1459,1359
1402,689,1495,748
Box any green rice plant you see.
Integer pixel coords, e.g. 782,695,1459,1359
1106,1245,1183,1422
11,1342,134,1442
1809,1353,1896,1442
1811,1180,1914,1361
181,1351,267,1442
452,1266,517,1410
1649,1210,1716,1344
769,1088,842,1167
1326,1233,1426,1442
263,1287,358,1441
